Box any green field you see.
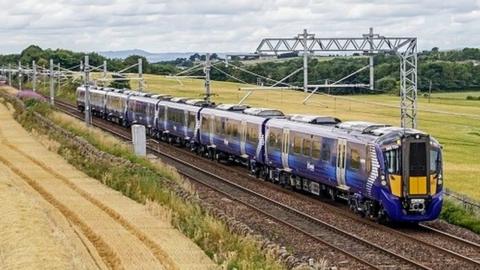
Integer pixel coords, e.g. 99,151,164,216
141,74,480,200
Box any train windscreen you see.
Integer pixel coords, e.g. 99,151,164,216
409,142,427,176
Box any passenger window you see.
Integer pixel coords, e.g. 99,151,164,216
321,143,330,162
302,139,311,156
430,149,440,174
292,136,302,154
312,140,321,159
188,113,196,130
215,117,223,134
231,122,239,137
158,107,164,121
201,116,209,132
268,129,280,150
246,125,258,143
385,149,401,174
350,149,361,170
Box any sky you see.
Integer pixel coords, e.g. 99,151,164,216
0,0,479,54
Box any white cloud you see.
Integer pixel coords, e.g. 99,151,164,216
0,0,479,53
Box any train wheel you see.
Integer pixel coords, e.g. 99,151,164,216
376,205,390,224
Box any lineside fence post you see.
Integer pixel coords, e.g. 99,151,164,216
18,61,22,91
49,59,54,105
8,63,12,86
32,60,36,92
204,53,211,103
138,58,143,91
84,55,91,126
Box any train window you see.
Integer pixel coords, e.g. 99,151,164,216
201,115,210,132
231,121,239,137
268,129,281,150
302,138,311,156
430,149,440,174
292,136,302,154
215,117,223,134
246,125,258,143
410,142,426,176
321,143,330,162
148,104,155,116
226,121,231,136
350,149,361,170
385,149,401,174
158,106,165,121
312,140,321,159
188,112,196,130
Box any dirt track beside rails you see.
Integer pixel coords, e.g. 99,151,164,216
0,102,215,270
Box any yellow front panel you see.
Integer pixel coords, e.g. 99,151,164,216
430,175,437,195
409,176,427,195
389,175,402,197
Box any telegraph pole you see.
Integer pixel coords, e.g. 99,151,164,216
204,53,211,103
32,60,37,92
49,59,54,105
298,29,314,93
84,55,91,126
138,58,143,91
18,61,22,91
367,27,375,91
103,60,107,85
57,63,61,93
8,63,12,86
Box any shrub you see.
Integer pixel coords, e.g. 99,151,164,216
440,199,480,234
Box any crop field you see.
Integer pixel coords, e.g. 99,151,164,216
141,74,480,200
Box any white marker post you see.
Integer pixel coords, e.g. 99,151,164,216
132,124,146,157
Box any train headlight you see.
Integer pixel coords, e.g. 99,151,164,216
381,180,387,186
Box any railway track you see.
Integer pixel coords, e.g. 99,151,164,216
51,99,480,269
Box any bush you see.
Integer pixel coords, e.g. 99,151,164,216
466,95,480,100
440,199,480,234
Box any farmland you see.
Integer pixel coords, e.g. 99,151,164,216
141,74,480,200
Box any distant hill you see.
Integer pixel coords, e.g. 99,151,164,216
97,49,240,63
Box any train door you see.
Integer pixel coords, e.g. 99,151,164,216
240,120,247,157
282,128,290,170
336,138,348,189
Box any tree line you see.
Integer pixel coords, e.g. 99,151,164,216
1,45,480,94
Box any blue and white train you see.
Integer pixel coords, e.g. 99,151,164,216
76,86,443,223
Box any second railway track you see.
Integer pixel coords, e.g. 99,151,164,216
52,99,480,269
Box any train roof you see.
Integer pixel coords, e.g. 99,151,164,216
151,94,173,100
170,97,190,103
336,121,391,134
185,99,210,107
243,108,284,117
215,104,250,111
288,114,341,125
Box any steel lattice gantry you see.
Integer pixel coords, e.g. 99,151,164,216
255,29,418,128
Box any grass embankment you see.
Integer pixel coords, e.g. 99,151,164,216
2,90,285,270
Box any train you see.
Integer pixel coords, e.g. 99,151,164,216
76,85,443,223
